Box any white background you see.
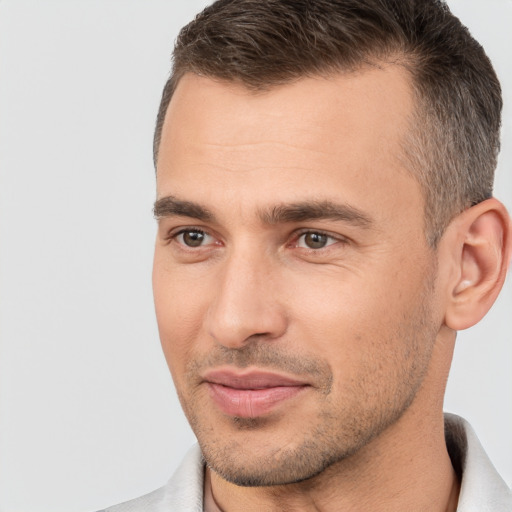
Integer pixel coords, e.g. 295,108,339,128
0,1,510,511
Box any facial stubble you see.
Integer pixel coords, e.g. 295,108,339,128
175,265,439,487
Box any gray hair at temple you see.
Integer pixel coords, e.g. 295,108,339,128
153,0,502,247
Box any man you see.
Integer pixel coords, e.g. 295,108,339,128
103,0,511,510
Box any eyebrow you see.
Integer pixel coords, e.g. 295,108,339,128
154,196,373,228
154,196,214,222
260,201,373,228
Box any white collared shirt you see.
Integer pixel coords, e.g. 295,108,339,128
102,414,512,511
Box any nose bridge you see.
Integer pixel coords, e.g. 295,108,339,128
205,242,286,348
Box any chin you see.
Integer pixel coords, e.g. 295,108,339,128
198,423,362,487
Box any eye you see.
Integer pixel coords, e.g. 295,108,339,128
296,231,337,249
174,229,214,248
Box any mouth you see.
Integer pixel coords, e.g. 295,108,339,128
202,368,310,418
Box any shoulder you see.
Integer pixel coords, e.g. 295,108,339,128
99,444,204,512
445,413,512,512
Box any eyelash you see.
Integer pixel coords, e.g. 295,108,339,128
291,230,345,251
166,227,346,252
166,227,214,246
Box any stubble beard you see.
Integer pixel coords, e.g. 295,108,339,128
176,270,439,487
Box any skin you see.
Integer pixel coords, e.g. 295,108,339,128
152,69,510,511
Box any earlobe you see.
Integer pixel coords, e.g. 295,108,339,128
444,198,511,331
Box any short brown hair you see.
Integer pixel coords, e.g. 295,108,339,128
154,0,502,246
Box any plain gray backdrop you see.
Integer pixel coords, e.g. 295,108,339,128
0,1,510,511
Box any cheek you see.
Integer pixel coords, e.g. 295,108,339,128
152,256,211,380
288,266,392,338
286,264,426,376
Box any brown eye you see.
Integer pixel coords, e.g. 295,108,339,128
177,230,208,247
299,232,330,249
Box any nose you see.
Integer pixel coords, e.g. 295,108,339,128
204,250,288,349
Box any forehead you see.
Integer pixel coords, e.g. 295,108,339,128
156,68,422,230
161,67,413,156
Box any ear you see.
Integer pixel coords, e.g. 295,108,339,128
443,198,511,331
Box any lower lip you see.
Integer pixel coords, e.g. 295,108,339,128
207,383,307,418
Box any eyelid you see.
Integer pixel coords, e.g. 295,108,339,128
292,229,347,248
165,226,219,247
162,225,349,252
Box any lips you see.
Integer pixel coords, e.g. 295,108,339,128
202,369,309,418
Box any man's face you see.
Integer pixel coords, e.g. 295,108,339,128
153,69,442,485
